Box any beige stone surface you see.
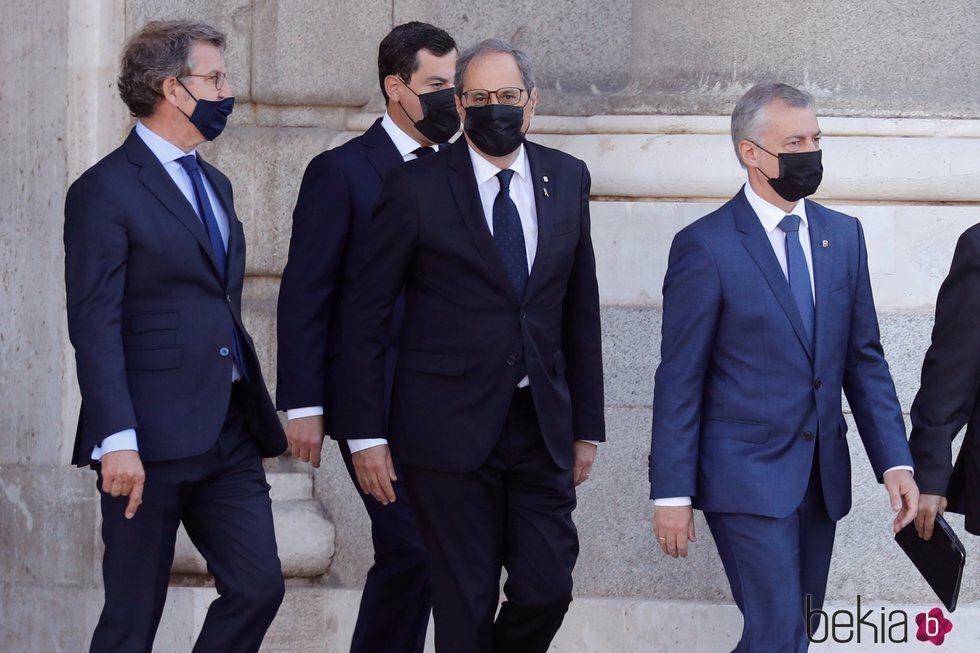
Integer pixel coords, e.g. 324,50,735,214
250,0,392,106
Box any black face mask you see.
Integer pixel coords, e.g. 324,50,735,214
753,143,823,202
463,104,526,157
178,80,234,141
397,85,460,143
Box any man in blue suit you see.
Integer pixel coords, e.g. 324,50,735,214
65,20,286,651
649,82,919,652
276,22,457,653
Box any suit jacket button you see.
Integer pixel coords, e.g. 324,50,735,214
520,312,527,319
813,379,822,390
803,431,814,441
506,355,517,366
219,347,230,357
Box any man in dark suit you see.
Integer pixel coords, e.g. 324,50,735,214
64,20,286,652
911,224,980,540
649,82,919,652
329,39,605,653
276,22,457,653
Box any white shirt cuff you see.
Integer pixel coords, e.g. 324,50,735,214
883,465,914,476
653,496,692,506
91,429,138,461
287,406,324,420
576,440,600,446
347,438,389,454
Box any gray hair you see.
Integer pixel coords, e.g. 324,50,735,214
730,82,814,167
455,38,536,96
118,20,227,118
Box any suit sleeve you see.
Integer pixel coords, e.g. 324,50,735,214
276,153,351,411
64,174,138,453
842,218,913,479
327,167,419,439
909,227,980,495
561,161,605,440
649,227,722,500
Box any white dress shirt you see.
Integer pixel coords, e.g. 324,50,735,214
286,112,433,454
91,121,238,461
654,182,909,505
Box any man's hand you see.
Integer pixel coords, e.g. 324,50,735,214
101,450,145,519
352,444,397,505
914,494,948,541
287,415,325,467
653,505,696,558
573,441,597,486
883,469,919,533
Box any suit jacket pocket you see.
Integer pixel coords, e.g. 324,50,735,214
827,275,852,294
402,351,465,376
125,346,183,370
129,310,180,332
701,418,770,444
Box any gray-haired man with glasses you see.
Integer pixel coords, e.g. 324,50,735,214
330,38,604,652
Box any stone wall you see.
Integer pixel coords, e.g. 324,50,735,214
3,1,980,650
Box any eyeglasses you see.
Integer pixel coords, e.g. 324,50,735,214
182,72,228,91
460,87,527,107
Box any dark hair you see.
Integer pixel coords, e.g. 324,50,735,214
377,21,457,103
118,20,226,118
455,38,535,96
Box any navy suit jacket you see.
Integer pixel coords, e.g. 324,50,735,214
650,188,912,520
277,118,407,415
910,223,980,535
329,138,605,472
64,128,286,465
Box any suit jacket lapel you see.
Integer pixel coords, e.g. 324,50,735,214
123,130,223,279
733,190,814,360
362,118,404,182
446,139,517,300
523,142,553,302
806,201,833,360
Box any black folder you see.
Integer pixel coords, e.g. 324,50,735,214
894,514,966,612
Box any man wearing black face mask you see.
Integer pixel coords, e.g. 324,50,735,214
330,39,604,652
650,82,918,652
64,20,286,652
277,21,457,653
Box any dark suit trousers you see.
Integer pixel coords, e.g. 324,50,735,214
403,387,579,653
704,446,836,653
91,383,284,653
337,439,432,653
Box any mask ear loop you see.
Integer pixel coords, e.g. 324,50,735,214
394,79,425,125
174,78,199,122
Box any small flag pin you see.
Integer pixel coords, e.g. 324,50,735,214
543,187,550,198
543,175,549,182
822,240,829,248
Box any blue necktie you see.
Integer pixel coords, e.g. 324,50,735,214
778,214,815,346
178,154,227,280
177,154,247,377
493,169,529,297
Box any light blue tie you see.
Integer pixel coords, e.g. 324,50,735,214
778,214,814,346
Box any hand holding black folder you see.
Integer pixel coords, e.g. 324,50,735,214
895,514,966,612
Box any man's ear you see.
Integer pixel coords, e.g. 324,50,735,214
384,75,404,105
527,87,538,119
739,139,759,168
161,77,182,106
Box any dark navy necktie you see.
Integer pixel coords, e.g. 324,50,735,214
177,154,247,377
412,146,435,158
778,214,815,346
493,169,529,297
178,154,227,280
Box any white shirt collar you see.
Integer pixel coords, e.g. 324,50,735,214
135,120,195,166
380,111,435,158
467,142,529,186
743,181,808,234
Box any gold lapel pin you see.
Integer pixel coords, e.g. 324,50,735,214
822,240,829,248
